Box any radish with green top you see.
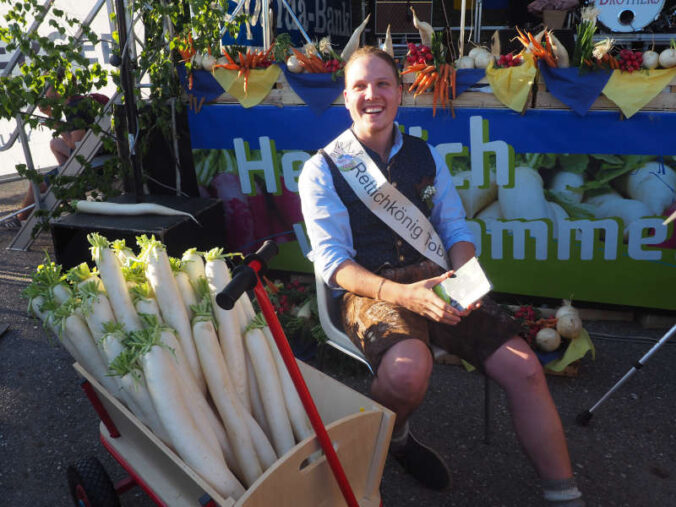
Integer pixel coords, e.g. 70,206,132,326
89,233,143,333
169,257,198,321
52,299,120,396
204,248,250,411
106,339,171,445
29,258,72,305
138,235,205,394
191,296,267,486
129,282,164,324
111,239,136,266
181,248,207,288
139,334,245,499
244,326,295,456
76,280,117,342
658,40,676,68
67,263,104,292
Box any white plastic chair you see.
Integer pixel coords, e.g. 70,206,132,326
313,263,374,375
313,263,492,443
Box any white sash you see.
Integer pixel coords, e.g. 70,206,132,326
324,129,450,270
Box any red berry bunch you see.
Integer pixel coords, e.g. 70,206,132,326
496,53,522,68
406,43,433,66
618,49,642,72
513,305,540,345
323,58,343,73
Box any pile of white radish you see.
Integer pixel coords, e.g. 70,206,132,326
23,235,313,500
533,300,583,352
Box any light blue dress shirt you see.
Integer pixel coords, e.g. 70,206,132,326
298,127,476,288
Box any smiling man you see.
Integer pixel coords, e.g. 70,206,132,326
298,46,584,506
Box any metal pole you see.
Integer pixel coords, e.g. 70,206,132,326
15,114,44,214
114,0,144,201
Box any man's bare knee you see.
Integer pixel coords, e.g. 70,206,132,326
376,340,432,403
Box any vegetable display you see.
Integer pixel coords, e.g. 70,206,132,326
24,235,313,500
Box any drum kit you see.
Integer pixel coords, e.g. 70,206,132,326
591,0,675,40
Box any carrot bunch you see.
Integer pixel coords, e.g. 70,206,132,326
214,46,275,95
402,62,455,117
290,48,330,73
515,27,557,68
177,34,197,89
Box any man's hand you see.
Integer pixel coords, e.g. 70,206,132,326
395,271,464,325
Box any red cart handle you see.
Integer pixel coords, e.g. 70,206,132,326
217,241,359,507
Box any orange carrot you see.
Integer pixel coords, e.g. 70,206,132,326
451,67,457,100
415,72,437,97
432,78,440,117
213,63,240,71
408,71,427,93
401,63,426,75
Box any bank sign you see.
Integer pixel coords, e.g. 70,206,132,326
188,105,676,310
223,0,352,47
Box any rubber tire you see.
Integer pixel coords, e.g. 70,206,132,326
67,456,121,507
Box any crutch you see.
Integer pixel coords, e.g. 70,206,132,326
577,324,676,426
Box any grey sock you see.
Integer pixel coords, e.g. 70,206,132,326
542,478,584,506
389,421,410,452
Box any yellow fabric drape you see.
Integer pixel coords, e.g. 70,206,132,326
212,64,281,108
602,68,676,118
545,328,596,372
485,53,537,113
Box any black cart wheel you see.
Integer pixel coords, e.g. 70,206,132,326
67,456,121,507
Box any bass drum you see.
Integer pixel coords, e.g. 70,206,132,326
597,0,665,32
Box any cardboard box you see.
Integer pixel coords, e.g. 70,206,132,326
75,361,394,506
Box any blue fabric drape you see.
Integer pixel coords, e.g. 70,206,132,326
538,63,612,116
281,65,344,115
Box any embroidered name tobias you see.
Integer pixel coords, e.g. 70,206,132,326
337,156,446,260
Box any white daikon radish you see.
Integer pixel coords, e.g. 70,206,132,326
383,24,394,58
53,300,119,396
204,249,250,411
546,201,569,240
77,281,117,342
245,344,272,436
174,268,198,321
181,248,207,289
141,342,245,499
111,239,136,266
499,166,550,220
453,170,498,217
29,259,73,305
474,50,494,69
341,13,371,61
410,7,433,47
536,328,561,352
475,200,502,221
615,161,676,216
148,326,238,470
585,191,651,238
262,326,313,442
89,233,143,333
129,282,164,324
455,56,475,69
549,32,570,68
74,200,199,223
192,298,264,487
138,235,205,393
245,327,295,456
549,171,585,204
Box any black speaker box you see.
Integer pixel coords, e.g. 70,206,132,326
50,194,227,270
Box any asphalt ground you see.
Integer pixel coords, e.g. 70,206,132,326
1,180,675,506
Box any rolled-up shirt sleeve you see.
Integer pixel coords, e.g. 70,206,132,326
298,153,356,287
428,144,477,251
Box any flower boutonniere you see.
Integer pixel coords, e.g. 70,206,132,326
421,185,436,210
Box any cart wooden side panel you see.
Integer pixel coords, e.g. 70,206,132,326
75,359,394,506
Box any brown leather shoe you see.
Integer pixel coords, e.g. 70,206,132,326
390,433,451,491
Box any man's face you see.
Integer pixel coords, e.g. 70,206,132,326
343,55,402,141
